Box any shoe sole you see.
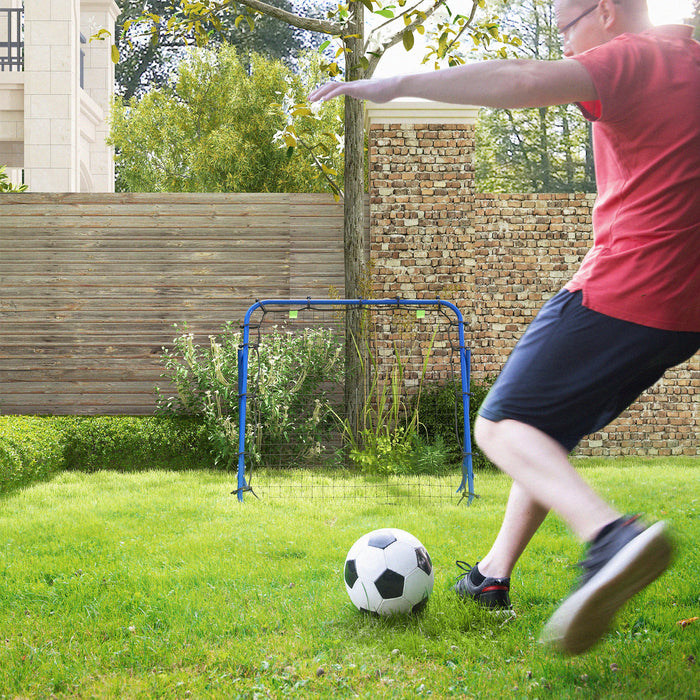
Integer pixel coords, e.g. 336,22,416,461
540,521,672,655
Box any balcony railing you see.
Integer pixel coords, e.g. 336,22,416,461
0,8,23,71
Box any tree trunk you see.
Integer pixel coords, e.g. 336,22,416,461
538,106,550,191
343,2,367,445
562,112,574,189
585,120,595,190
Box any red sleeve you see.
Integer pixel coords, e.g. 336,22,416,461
571,33,648,124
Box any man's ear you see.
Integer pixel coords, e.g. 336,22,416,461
597,0,620,31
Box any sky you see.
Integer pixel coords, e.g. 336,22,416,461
647,0,694,24
373,0,695,77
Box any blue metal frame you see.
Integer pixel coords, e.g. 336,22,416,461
235,298,475,504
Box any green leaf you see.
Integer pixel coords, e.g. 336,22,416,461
89,27,111,43
111,43,120,63
402,30,414,51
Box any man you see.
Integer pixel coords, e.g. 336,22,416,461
310,0,700,654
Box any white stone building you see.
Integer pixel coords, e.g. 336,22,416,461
0,0,119,192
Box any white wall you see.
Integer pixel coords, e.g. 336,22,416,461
0,0,118,191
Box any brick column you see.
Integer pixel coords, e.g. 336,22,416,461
365,100,479,385
366,100,478,308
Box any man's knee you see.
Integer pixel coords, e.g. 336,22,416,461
474,415,499,454
475,416,527,458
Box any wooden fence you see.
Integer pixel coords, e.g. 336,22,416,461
0,193,366,414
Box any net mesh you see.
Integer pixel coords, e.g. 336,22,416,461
245,470,468,503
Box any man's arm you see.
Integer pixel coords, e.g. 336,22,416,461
309,58,597,109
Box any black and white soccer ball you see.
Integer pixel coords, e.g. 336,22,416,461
344,528,434,616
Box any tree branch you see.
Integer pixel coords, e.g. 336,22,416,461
234,0,344,36
364,0,469,78
439,0,480,57
368,0,435,36
296,136,344,199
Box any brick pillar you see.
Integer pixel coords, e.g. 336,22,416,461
365,100,479,386
366,100,478,306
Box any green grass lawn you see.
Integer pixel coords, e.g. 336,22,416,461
0,459,698,698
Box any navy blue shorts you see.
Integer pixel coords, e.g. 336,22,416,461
478,289,700,451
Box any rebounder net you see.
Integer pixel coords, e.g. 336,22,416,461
234,298,475,503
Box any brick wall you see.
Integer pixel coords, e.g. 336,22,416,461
367,109,698,457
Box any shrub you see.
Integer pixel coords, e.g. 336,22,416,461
0,416,65,493
0,416,211,495
156,323,344,469
340,332,458,476
414,377,497,471
0,165,28,193
61,416,210,473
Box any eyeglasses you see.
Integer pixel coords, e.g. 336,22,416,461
560,2,599,34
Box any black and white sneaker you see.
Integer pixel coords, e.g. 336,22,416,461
454,561,512,609
541,515,673,655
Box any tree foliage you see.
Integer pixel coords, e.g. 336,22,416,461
475,0,595,193
690,0,700,38
113,0,333,99
98,1,522,197
109,47,344,193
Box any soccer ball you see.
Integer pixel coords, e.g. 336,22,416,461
344,528,434,616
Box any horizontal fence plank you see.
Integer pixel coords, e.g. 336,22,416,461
0,364,164,378
0,192,342,206
0,405,158,416
0,346,171,360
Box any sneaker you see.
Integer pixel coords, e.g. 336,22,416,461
454,561,512,609
541,516,673,655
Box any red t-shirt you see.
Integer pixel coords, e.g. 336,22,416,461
566,25,700,332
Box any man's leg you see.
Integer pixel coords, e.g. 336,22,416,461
455,415,621,606
474,417,620,543
453,479,547,609
459,291,697,651
477,480,548,580
474,416,672,655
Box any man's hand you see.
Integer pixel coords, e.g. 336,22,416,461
309,76,401,104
